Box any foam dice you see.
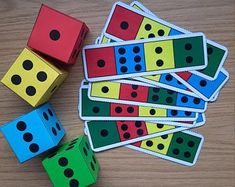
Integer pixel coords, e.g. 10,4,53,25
1,48,68,107
42,135,99,187
27,4,89,65
1,103,65,163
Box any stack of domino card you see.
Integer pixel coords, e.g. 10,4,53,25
78,1,229,166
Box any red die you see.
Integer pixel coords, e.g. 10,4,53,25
110,103,138,117
27,4,88,65
116,121,148,141
106,5,143,40
84,47,117,79
119,84,148,102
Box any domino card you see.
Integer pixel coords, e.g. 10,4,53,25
79,85,199,124
85,121,201,152
126,130,204,166
88,79,207,112
82,33,208,82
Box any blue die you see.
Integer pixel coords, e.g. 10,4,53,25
1,102,65,163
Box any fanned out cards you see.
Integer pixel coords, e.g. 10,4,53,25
78,1,229,166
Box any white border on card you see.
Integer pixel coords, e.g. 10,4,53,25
172,68,229,101
82,32,208,82
85,121,200,152
102,1,227,80
126,130,204,166
88,79,208,113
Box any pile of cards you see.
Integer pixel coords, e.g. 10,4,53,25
78,1,229,166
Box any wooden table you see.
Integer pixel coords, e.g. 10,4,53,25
0,0,234,186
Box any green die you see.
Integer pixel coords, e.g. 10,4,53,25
81,88,110,116
87,121,120,149
173,36,205,68
199,43,226,77
42,135,99,187
167,131,202,163
147,87,177,106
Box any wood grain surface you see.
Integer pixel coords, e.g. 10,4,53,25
0,0,234,186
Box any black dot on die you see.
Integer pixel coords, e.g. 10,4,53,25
43,112,49,120
155,47,162,54
23,132,33,142
115,106,122,113
100,129,108,137
85,142,90,150
119,57,126,64
157,124,164,128
97,60,105,67
186,56,193,63
58,157,68,167
193,98,201,104
120,66,128,73
64,168,74,178
131,91,137,98
181,96,188,103
132,85,138,90
145,24,152,31
165,74,173,81
16,121,27,131
176,137,183,144
37,71,47,82
146,140,153,147
171,110,178,116
184,151,191,158
207,47,213,55
188,141,195,147
26,86,36,96
48,109,53,116
200,80,207,87
52,127,57,136
185,111,192,116
127,106,134,113
118,48,126,55
166,97,173,103
123,132,130,139
56,122,61,131
91,162,95,171
92,155,96,164
135,121,142,127
11,75,22,85
23,60,33,70
156,59,164,67
173,148,179,155
177,80,182,85
158,29,165,36
83,147,88,156
69,179,79,187
185,43,192,50
92,106,100,113
148,33,155,38
157,143,164,150
101,86,109,93
137,129,144,135
121,124,128,131
29,143,39,153
153,88,160,93
149,109,156,115
135,64,142,71
50,30,60,41
120,21,129,30
134,55,141,63
133,46,140,53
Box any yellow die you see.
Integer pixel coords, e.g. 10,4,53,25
139,106,167,117
136,17,171,39
144,40,175,71
143,74,161,82
140,133,173,155
1,48,68,107
90,81,121,99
